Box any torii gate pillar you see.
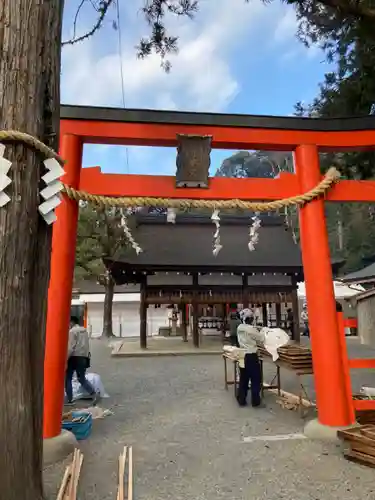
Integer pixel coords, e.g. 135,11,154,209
43,134,82,439
295,145,354,428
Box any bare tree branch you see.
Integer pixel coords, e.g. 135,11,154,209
73,0,86,40
62,0,115,46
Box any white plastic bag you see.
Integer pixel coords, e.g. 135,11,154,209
70,372,109,401
261,327,290,361
361,386,375,398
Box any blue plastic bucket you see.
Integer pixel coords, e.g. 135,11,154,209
62,411,92,441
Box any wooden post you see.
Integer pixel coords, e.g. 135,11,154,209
140,281,147,349
275,302,282,327
242,274,249,308
295,144,354,427
290,281,300,342
181,304,188,342
262,303,268,327
192,274,199,347
221,303,227,341
44,134,83,439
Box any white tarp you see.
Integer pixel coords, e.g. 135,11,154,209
261,327,290,361
69,372,109,401
223,327,290,363
297,281,364,300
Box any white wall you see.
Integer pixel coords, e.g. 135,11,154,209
86,301,169,338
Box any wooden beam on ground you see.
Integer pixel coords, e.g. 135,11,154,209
263,383,315,409
117,445,133,500
56,448,83,500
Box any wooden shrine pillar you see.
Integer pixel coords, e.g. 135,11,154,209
221,303,227,340
192,302,199,347
290,281,300,343
242,275,249,308
275,302,282,327
262,303,268,327
192,274,199,347
140,282,147,349
181,304,188,342
44,134,83,439
295,144,354,427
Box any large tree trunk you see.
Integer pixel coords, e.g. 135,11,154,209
102,274,115,338
0,1,63,499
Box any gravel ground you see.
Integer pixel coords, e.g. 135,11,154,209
44,339,375,500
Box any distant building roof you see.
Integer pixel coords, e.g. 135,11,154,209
349,287,375,304
73,281,140,294
298,280,364,299
341,262,375,284
105,213,344,283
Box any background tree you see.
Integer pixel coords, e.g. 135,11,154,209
215,151,375,273
215,150,300,241
75,204,137,338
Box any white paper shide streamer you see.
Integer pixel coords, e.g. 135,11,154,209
211,209,222,256
248,213,261,252
120,209,142,255
38,158,65,224
167,207,176,223
0,144,12,207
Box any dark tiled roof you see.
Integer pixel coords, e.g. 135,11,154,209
342,262,375,283
106,213,303,272
73,280,140,294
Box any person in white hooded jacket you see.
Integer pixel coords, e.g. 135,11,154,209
236,312,265,407
65,316,99,405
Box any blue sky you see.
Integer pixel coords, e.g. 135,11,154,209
61,0,331,176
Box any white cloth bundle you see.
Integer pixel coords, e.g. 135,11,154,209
69,372,109,401
261,327,290,361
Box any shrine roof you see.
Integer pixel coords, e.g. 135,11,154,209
106,212,303,275
73,281,140,294
341,262,375,284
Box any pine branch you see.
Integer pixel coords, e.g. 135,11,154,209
313,0,375,20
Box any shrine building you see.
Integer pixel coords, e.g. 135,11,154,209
105,211,343,348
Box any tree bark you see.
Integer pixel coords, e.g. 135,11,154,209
102,275,115,338
0,1,63,499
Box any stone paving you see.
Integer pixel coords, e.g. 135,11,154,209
44,338,375,500
112,334,223,356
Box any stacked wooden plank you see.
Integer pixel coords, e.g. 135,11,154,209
259,344,313,370
56,449,83,500
356,410,375,425
117,445,133,500
338,425,375,468
352,395,375,425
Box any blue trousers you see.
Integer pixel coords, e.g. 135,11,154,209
65,356,94,403
237,353,262,407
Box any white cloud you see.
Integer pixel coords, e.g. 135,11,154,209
273,8,323,62
61,0,269,112
63,1,324,175
273,9,298,43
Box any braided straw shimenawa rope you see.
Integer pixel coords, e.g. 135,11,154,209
0,130,64,165
62,167,340,211
0,129,340,211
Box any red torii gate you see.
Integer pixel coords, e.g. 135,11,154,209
43,106,375,439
